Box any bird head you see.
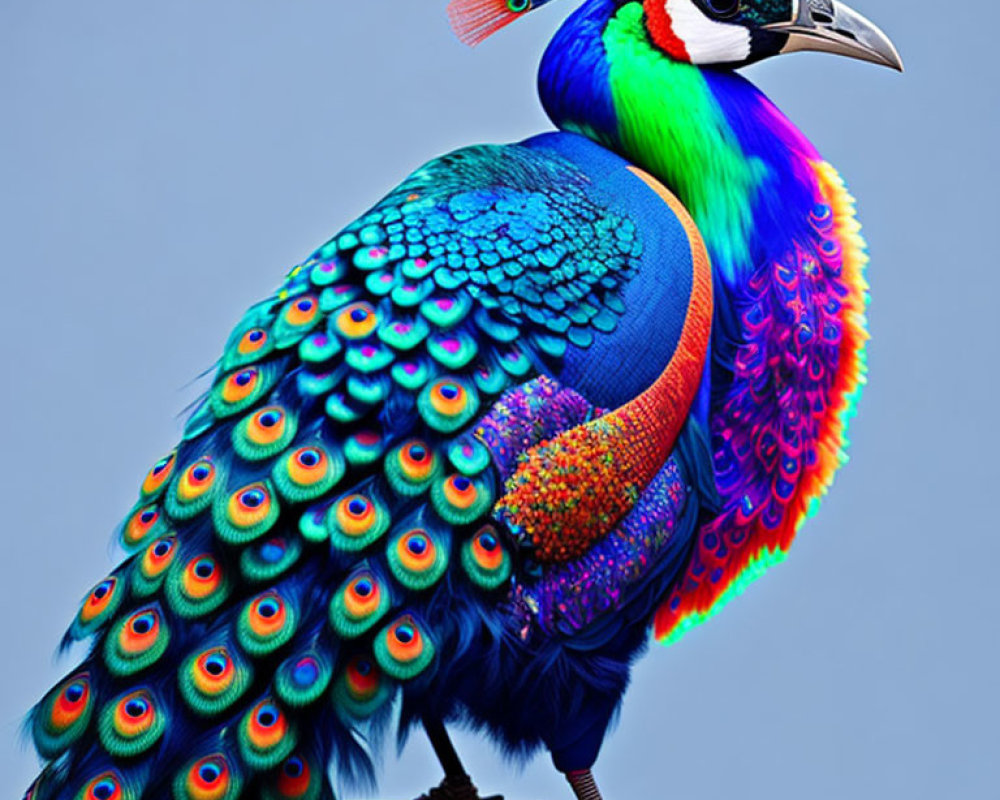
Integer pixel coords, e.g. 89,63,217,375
448,0,902,72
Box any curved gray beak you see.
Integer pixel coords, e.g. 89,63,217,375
766,0,903,71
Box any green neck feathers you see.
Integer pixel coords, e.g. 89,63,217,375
540,1,773,281
603,5,766,273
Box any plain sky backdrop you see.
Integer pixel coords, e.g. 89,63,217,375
1,1,997,798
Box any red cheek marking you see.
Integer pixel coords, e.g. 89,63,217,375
643,0,691,61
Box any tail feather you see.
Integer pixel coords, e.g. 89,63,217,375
24,141,684,798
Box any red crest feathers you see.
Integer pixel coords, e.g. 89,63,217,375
447,0,533,46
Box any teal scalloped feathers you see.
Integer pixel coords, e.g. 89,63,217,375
240,535,303,583
275,648,334,708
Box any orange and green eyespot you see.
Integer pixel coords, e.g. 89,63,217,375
431,473,493,525
337,495,373,533
387,528,448,591
166,553,230,618
344,656,381,702
32,672,93,759
272,295,321,348
272,445,343,503
140,451,176,500
220,368,260,406
211,363,278,417
237,591,296,657
328,490,390,551
332,655,394,719
461,526,512,590
418,378,480,433
75,771,127,800
238,328,270,356
224,326,274,370
179,645,253,717
214,481,280,545
334,301,378,339
70,575,124,639
343,574,381,619
132,535,178,596
104,606,169,676
373,614,436,680
174,754,242,800
239,698,296,771
328,570,391,638
98,687,166,757
168,457,220,519
385,440,441,496
232,406,297,461
263,752,321,800
121,504,165,551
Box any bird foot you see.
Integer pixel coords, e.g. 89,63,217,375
413,773,503,800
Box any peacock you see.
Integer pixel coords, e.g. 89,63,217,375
22,1,901,798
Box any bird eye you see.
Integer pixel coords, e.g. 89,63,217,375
704,0,740,19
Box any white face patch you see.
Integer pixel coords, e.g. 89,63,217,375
664,0,752,64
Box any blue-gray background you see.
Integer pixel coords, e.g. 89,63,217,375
2,1,996,797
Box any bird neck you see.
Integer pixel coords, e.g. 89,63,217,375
539,0,823,290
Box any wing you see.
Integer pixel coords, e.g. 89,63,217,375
653,159,869,644
24,132,713,799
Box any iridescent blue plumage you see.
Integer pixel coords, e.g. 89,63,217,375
24,0,899,797
24,133,716,798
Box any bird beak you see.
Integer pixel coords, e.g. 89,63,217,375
765,0,903,72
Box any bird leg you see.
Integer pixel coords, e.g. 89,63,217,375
565,769,604,800
415,718,503,800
